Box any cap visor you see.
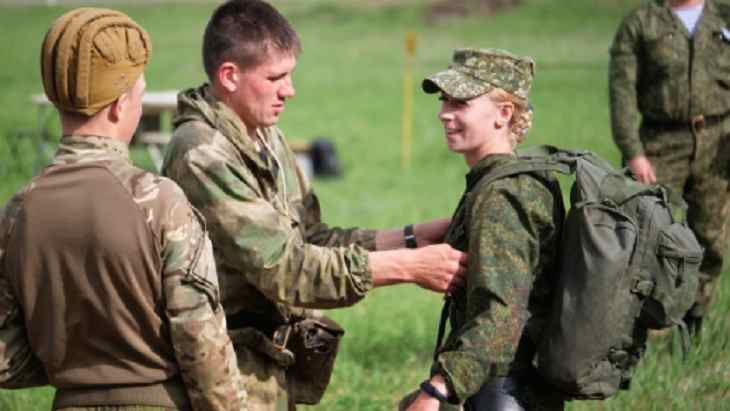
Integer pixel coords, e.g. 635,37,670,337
421,69,488,99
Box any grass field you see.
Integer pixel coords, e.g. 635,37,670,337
0,0,729,410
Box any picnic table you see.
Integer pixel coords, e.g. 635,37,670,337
6,91,335,178
24,91,179,171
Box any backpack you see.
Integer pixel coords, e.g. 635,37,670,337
434,145,702,401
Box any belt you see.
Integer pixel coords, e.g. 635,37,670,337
643,113,729,132
227,311,292,350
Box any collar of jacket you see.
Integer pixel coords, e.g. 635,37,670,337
697,0,726,32
651,0,727,37
465,152,517,191
651,0,722,28
52,134,130,165
173,84,270,172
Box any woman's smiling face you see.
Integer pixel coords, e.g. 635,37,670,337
437,92,501,155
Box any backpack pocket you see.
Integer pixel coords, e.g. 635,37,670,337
641,223,702,329
538,203,640,400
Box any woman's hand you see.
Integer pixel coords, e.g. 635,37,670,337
405,375,458,411
405,392,441,411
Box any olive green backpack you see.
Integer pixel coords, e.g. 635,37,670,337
521,146,702,399
434,146,703,401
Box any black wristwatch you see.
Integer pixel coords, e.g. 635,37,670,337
420,380,450,403
404,224,418,249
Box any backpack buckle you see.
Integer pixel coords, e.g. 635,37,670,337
631,278,654,297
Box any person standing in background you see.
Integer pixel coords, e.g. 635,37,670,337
609,0,730,336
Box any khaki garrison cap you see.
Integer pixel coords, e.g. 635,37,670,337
40,8,152,116
423,48,534,100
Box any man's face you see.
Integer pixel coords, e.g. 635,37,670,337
231,50,296,133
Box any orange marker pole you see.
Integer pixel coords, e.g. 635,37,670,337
402,32,417,170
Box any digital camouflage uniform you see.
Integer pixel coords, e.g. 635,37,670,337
428,154,565,410
399,48,564,410
0,136,246,411
610,0,730,319
161,85,376,410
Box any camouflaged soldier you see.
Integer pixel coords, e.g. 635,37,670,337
401,49,566,411
0,8,246,411
609,0,730,335
161,1,466,409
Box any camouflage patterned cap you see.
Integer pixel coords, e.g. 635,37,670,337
423,48,535,100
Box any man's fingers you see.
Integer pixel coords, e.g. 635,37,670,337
456,250,468,265
449,275,465,288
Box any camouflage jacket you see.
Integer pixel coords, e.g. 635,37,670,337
162,85,375,329
609,0,730,159
433,154,563,403
0,136,246,411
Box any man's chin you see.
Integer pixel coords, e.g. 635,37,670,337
262,115,282,127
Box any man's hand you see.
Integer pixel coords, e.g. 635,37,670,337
413,218,451,246
411,244,466,293
369,244,466,294
627,155,656,184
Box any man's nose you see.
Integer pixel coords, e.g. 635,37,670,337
280,77,295,99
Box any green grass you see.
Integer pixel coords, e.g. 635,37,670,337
1,0,729,410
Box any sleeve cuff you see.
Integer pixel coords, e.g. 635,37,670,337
357,229,377,251
620,140,644,161
348,245,374,293
432,352,483,403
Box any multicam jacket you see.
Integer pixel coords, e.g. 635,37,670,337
609,0,730,159
0,135,246,411
162,85,375,331
433,154,563,403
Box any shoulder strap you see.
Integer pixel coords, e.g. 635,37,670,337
433,297,452,361
469,146,578,195
520,146,686,212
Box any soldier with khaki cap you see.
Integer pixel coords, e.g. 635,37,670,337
0,8,246,411
402,49,565,411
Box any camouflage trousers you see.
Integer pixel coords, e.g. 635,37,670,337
640,115,730,318
235,343,295,411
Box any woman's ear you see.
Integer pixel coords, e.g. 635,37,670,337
494,101,514,129
498,101,515,124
